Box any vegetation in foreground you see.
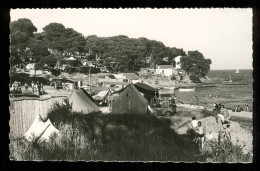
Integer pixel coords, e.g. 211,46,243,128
9,100,251,162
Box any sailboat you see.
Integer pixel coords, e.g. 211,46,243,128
235,69,239,74
223,73,233,83
222,72,247,85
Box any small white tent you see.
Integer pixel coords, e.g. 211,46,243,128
24,114,59,143
66,57,76,61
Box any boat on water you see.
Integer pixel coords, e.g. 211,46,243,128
221,81,248,85
235,69,239,74
179,87,195,92
221,73,248,85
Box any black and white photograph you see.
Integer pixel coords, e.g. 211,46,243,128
9,8,253,162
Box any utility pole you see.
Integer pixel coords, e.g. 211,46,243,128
88,66,91,85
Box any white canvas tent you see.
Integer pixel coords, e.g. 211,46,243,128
26,63,35,70
66,57,76,61
24,114,59,143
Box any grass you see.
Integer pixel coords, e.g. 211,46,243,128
203,139,252,162
9,99,252,162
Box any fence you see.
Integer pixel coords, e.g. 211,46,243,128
9,96,67,138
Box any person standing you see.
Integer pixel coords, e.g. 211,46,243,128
190,116,198,129
17,82,22,93
24,83,28,93
37,82,41,95
55,81,60,92
221,105,231,124
213,103,218,114
204,103,208,110
235,104,238,112
245,104,249,111
217,103,222,114
31,81,35,94
196,121,205,150
188,116,198,141
224,124,231,142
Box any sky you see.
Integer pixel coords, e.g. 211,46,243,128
10,8,253,70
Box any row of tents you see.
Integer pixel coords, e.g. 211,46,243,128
24,82,159,143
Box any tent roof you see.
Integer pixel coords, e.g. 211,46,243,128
112,83,148,115
134,82,158,92
80,88,96,103
24,114,59,143
69,89,99,114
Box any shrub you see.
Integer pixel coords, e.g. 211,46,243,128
50,68,61,76
11,100,251,162
48,99,72,128
203,139,251,162
190,74,201,83
11,102,204,161
64,66,78,74
10,72,49,85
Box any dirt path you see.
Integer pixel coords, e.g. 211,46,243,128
177,104,252,119
171,105,253,155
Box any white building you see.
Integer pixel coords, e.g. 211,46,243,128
155,65,173,76
173,56,182,69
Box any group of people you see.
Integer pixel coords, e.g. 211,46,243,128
188,117,207,150
61,82,71,92
10,81,22,93
31,81,44,95
10,81,44,96
188,104,232,151
235,104,249,112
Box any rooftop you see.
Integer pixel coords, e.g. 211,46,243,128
120,73,140,80
156,65,173,69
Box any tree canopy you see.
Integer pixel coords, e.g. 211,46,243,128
42,23,86,56
10,18,212,76
181,51,212,77
10,18,37,65
84,35,186,72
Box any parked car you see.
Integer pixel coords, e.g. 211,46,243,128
152,90,177,117
93,90,109,106
80,85,92,92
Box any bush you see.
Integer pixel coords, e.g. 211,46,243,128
50,68,61,76
79,67,101,74
11,100,204,161
190,74,201,83
203,139,251,162
64,65,78,74
10,72,49,85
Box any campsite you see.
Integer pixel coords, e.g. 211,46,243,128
9,72,253,162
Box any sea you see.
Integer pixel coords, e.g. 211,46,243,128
207,69,253,83
175,69,253,111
